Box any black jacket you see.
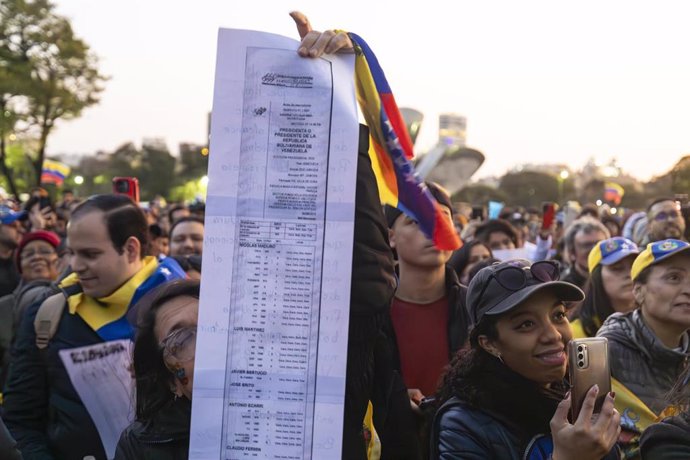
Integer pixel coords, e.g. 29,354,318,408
640,413,690,460
430,354,620,460
3,298,107,460
115,398,191,460
0,417,22,460
337,126,402,460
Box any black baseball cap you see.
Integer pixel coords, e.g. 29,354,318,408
467,259,584,326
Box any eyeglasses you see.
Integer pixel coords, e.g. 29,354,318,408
160,326,196,365
653,210,681,222
476,260,561,301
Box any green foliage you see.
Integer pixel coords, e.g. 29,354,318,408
0,0,107,187
498,171,575,207
453,184,508,205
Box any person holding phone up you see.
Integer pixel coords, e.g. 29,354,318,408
431,259,620,460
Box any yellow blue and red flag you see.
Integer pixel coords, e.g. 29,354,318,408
604,182,624,206
348,33,461,251
41,159,71,186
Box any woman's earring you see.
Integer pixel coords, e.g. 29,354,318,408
494,352,504,364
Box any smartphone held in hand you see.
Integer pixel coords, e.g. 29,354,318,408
568,337,611,421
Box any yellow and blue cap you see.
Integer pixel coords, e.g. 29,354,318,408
588,237,639,274
631,239,690,281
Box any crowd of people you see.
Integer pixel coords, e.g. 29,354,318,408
0,11,688,460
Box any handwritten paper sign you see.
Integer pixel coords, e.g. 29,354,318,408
59,340,135,459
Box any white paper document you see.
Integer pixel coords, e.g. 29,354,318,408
190,29,359,460
59,340,135,459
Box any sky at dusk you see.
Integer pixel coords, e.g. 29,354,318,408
48,0,690,181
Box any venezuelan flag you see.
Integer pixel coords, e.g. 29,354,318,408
604,182,624,206
348,33,461,251
41,159,71,186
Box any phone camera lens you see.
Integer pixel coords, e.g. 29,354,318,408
578,353,584,359
578,360,584,367
577,345,584,352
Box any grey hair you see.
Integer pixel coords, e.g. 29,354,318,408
564,216,611,255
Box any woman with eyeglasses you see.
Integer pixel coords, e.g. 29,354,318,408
0,230,60,389
570,237,639,338
431,259,620,460
596,239,690,457
115,279,199,460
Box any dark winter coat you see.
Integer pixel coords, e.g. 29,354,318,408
115,397,191,460
640,413,690,460
597,309,690,414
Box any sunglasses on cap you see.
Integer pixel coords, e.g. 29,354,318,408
476,260,561,301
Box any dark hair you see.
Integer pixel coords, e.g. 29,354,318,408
467,257,501,284
578,204,599,219
447,240,492,279
167,204,188,224
436,317,499,405
131,279,200,421
577,266,613,337
474,219,520,247
148,223,168,239
169,216,204,239
71,195,148,258
647,197,677,214
600,215,621,237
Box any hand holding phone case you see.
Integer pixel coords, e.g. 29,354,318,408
568,337,611,421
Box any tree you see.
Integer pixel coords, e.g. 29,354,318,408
452,184,508,205
499,171,575,207
0,0,107,189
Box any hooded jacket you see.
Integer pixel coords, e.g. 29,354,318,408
596,309,690,414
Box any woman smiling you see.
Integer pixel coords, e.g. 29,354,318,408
597,239,690,456
432,260,620,459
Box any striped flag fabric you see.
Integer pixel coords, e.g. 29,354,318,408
348,33,461,251
604,182,624,206
40,159,71,186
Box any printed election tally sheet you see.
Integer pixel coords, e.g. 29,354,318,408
189,29,359,459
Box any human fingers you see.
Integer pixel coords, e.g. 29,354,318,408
325,31,353,54
604,408,621,448
549,391,571,432
307,29,337,57
407,388,424,405
289,11,312,39
575,385,599,427
297,31,321,57
591,391,616,432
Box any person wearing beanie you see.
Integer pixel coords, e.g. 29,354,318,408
0,230,61,391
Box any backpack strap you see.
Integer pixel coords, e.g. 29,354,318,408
34,293,67,349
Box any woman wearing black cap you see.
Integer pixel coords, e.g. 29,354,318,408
431,259,620,460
